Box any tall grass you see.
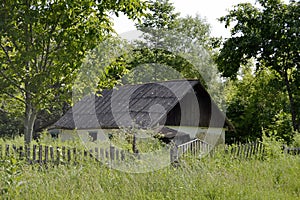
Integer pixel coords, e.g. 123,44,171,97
1,153,299,199
1,135,300,200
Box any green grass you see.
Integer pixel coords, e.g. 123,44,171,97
1,134,300,200
1,151,299,199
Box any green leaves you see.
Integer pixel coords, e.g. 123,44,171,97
217,0,300,135
0,0,147,142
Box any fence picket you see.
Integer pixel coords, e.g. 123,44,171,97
56,147,60,164
1,142,299,166
33,145,37,162
5,144,9,157
19,146,24,160
45,146,48,163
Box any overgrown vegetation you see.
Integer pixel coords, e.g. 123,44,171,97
0,135,299,200
0,0,299,198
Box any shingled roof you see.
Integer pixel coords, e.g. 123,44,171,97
54,80,230,130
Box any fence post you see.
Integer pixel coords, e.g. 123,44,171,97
100,148,104,161
73,148,77,164
38,145,43,165
19,146,24,160
110,146,115,161
95,147,99,160
105,148,109,160
5,144,9,157
56,147,60,165
115,148,119,161
170,145,178,167
62,146,66,161
67,148,71,163
25,145,30,163
120,150,125,161
12,145,17,157
45,146,48,164
49,146,54,163
33,144,37,163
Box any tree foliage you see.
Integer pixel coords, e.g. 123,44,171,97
216,0,300,133
127,1,221,93
0,0,146,143
225,65,292,143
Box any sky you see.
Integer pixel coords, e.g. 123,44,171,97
112,0,289,38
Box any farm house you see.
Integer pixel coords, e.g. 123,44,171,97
53,80,232,146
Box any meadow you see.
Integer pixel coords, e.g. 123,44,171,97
0,135,300,200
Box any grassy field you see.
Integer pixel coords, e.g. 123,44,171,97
0,136,300,200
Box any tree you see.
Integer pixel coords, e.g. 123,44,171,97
216,0,300,132
0,93,24,138
131,1,219,83
0,0,146,144
225,64,291,143
129,0,224,107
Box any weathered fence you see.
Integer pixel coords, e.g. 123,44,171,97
224,142,300,158
170,140,300,164
283,146,300,155
0,144,130,165
223,141,265,159
1,142,299,166
170,139,211,163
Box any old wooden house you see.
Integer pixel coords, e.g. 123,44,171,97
53,80,232,145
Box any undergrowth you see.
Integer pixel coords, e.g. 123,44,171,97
0,134,299,200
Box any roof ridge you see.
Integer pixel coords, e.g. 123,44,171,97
112,79,199,89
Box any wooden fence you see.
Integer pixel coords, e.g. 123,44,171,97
170,140,300,163
222,142,300,158
284,146,300,155
222,141,265,159
0,144,133,165
1,142,299,166
170,139,211,163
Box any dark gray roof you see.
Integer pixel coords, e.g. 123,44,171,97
54,80,230,130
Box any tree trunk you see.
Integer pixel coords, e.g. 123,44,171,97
283,68,298,132
24,102,37,145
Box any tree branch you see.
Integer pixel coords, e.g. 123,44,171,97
0,44,13,64
1,42,29,82
1,90,26,104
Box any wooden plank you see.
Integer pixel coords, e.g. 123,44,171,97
33,144,37,162
45,146,48,163
120,150,125,161
84,150,88,158
73,148,77,163
245,143,250,158
25,145,31,163
38,145,43,165
5,144,9,157
50,146,54,163
67,148,71,162
115,148,119,161
170,145,178,164
95,147,99,160
56,147,60,164
19,146,24,160
62,146,66,161
110,146,115,161
105,148,109,160
12,145,17,157
100,148,104,160
236,144,241,158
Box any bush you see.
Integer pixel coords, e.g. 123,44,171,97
291,132,300,147
261,132,284,160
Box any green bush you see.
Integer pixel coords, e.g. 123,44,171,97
291,132,300,147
